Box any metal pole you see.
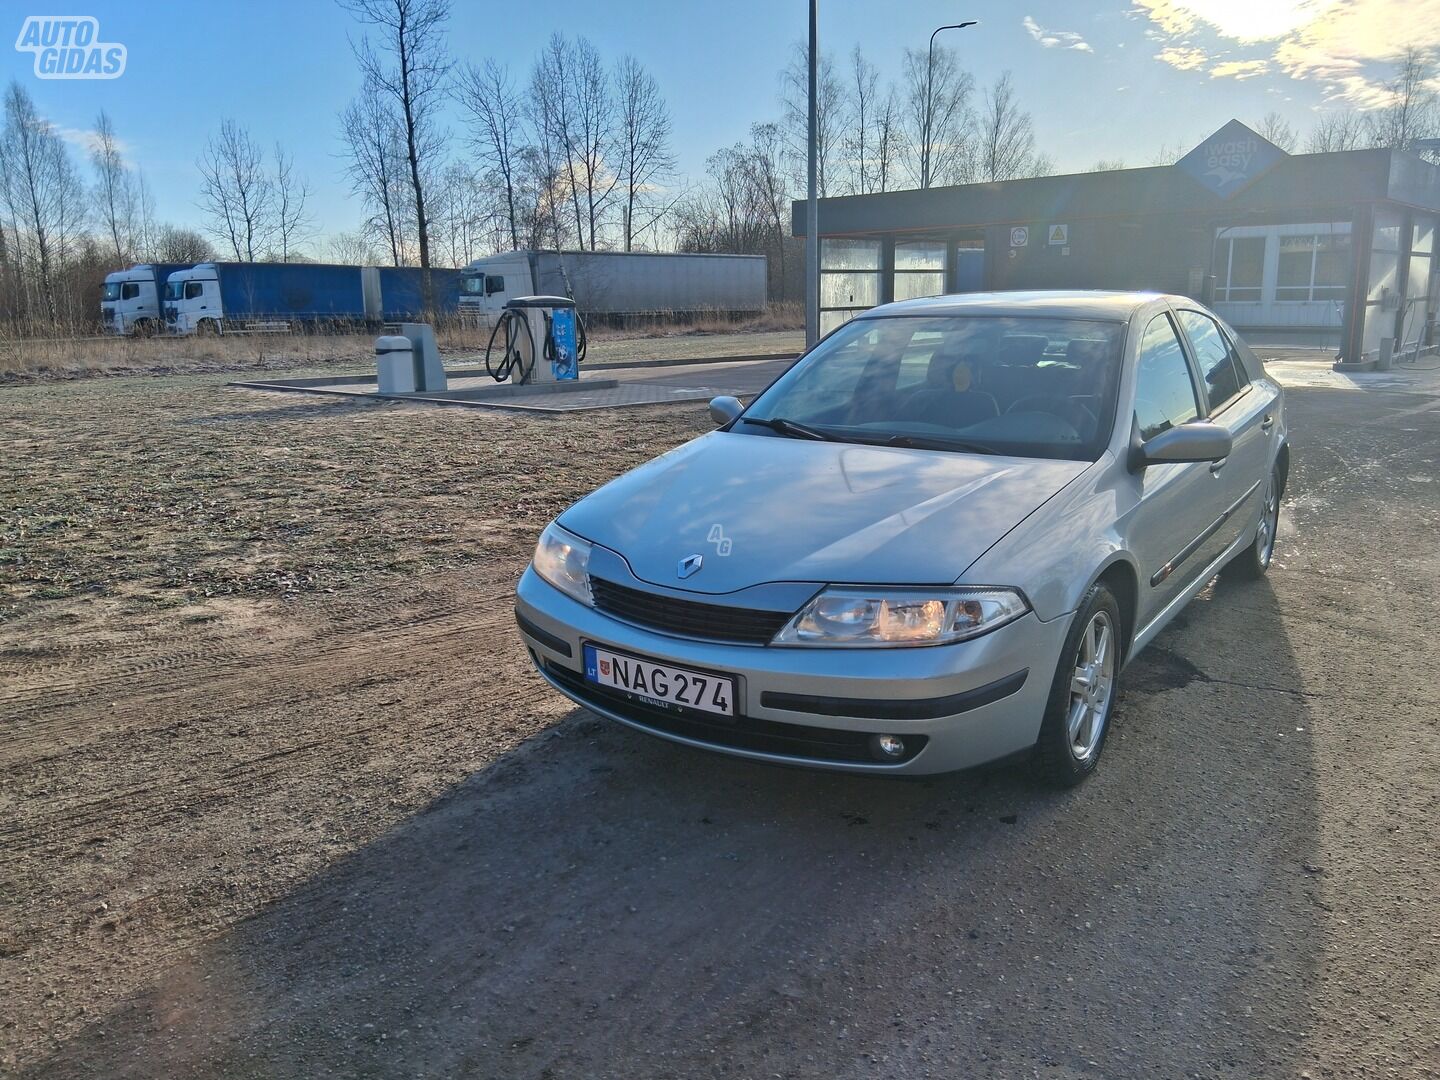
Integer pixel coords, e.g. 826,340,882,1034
925,23,977,190
805,0,819,348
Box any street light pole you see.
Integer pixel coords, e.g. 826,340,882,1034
924,21,977,190
805,0,819,348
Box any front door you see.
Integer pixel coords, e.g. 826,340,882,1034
1175,308,1277,552
1122,311,1227,629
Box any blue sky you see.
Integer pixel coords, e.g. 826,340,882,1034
8,0,1438,244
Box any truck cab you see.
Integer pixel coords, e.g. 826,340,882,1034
459,254,534,325
164,264,223,336
101,264,174,336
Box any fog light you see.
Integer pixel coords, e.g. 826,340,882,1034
872,734,906,760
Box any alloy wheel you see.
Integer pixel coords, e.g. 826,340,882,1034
1067,610,1116,762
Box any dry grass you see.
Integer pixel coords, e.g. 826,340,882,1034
0,330,380,383
0,305,803,383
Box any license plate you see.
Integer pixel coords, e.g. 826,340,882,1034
583,644,735,717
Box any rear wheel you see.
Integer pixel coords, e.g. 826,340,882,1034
1224,465,1280,581
1032,583,1121,788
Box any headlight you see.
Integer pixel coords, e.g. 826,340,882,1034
532,522,592,605
773,587,1028,647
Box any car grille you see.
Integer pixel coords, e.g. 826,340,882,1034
542,660,926,764
589,577,794,645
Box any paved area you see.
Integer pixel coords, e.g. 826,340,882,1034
7,367,1438,1078
233,356,797,412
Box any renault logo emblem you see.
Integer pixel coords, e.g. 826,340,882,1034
678,553,703,579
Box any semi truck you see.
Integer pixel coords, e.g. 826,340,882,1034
162,262,461,336
100,263,190,335
458,250,767,325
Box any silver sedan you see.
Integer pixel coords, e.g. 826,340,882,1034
514,291,1288,785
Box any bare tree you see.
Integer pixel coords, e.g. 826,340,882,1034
873,85,903,193
1086,158,1127,172
780,41,843,196
271,144,312,261
1,82,77,323
528,33,623,251
614,54,674,250
1257,111,1298,152
974,73,1047,182
328,231,381,264
152,224,216,263
341,0,452,301
1304,110,1366,153
456,58,527,250
90,110,135,263
903,44,974,188
570,36,620,249
339,83,410,264
844,46,879,195
196,119,272,261
1365,47,1439,155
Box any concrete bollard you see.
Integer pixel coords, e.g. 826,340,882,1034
376,335,417,394
399,322,447,392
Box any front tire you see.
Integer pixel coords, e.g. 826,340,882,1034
1032,583,1122,788
1224,465,1280,581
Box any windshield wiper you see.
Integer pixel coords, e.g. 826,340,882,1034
740,415,839,441
879,433,998,454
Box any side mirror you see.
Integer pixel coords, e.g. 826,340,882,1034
708,395,744,426
1133,421,1232,469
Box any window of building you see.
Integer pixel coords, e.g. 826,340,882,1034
1134,314,1200,440
1276,233,1351,302
892,240,946,302
1178,310,1249,413
820,238,882,336
1213,236,1264,302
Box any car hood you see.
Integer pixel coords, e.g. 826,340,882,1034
559,431,1089,594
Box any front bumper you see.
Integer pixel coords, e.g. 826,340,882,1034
514,567,1071,775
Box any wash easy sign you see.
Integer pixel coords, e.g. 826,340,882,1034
1176,120,1286,199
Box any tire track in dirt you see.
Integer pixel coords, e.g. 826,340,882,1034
1,587,542,855
0,586,521,753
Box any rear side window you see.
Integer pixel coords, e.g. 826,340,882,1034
1178,310,1249,413
1134,314,1200,441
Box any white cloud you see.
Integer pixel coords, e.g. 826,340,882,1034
1022,15,1095,52
1155,45,1211,69
1133,0,1440,106
1209,59,1271,78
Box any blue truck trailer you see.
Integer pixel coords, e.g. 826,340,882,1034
163,262,461,335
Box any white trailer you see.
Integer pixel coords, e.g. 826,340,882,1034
459,250,767,324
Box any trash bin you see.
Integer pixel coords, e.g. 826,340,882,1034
376,335,417,394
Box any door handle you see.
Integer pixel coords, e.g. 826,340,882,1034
1260,414,1275,431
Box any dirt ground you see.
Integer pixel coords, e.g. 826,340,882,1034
2,360,1438,1078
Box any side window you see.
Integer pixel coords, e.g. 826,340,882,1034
485,274,505,295
1134,314,1201,441
120,282,140,300
1178,310,1249,413
185,281,204,300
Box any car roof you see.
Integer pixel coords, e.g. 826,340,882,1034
862,290,1179,322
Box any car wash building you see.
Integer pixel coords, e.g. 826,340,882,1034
794,120,1440,367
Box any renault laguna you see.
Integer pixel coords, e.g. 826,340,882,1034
514,291,1287,785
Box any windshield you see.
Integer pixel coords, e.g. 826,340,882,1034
164,280,184,301
740,315,1127,461
102,282,121,301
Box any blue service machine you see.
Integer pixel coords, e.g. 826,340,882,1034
483,295,588,385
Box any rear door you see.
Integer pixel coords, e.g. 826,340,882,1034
1122,311,1225,627
1174,307,1277,552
